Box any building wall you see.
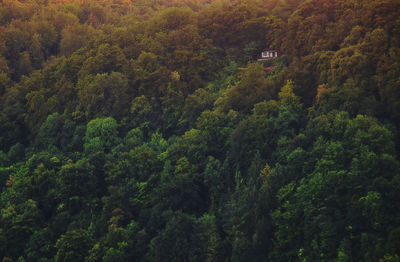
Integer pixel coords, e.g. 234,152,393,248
261,51,278,58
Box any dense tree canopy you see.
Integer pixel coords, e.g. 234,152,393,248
1,0,400,261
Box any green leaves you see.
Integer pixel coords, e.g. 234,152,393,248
0,1,400,261
78,72,130,119
84,117,119,153
55,229,93,262
220,62,272,113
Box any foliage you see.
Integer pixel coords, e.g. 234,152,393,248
1,0,400,261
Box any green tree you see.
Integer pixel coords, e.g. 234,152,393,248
78,72,130,119
84,117,119,154
54,229,93,262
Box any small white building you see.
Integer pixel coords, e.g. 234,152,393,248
261,50,278,58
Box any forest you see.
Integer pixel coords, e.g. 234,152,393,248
1,0,400,261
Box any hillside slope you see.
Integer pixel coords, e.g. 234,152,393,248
1,0,400,261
